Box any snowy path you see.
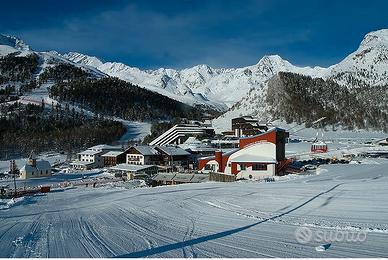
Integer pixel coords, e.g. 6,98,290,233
1,160,388,257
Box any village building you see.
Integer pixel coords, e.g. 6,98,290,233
20,154,52,180
222,116,268,137
152,172,209,186
102,150,128,167
126,146,161,165
71,149,105,170
109,164,158,180
155,146,191,170
198,128,290,180
71,144,123,170
149,122,215,146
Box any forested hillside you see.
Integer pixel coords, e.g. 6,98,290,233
0,102,125,159
0,53,38,83
267,72,388,131
49,77,210,121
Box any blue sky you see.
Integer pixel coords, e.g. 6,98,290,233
2,0,388,69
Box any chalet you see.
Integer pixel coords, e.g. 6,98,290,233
198,128,290,181
155,146,191,169
20,154,51,180
102,151,128,167
126,146,160,165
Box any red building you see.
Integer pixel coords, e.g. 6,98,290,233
199,128,290,180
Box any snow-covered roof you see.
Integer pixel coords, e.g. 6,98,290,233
190,174,209,183
156,146,191,156
70,161,95,166
198,148,239,161
88,144,122,151
110,164,155,172
172,174,195,182
153,173,209,183
239,127,285,140
102,151,124,157
230,154,276,164
131,146,159,156
20,160,51,172
152,173,176,181
78,150,103,156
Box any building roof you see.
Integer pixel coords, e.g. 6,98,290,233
78,150,103,156
131,145,159,156
198,148,239,161
70,161,95,166
20,160,51,172
156,146,191,156
230,154,276,164
152,173,176,181
153,173,209,183
190,173,209,183
88,144,122,151
110,164,156,172
239,127,285,140
172,173,195,182
102,151,124,157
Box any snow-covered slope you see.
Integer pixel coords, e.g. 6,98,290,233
0,34,30,51
328,29,388,86
0,34,31,57
1,158,388,257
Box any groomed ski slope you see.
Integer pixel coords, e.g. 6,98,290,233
1,160,388,257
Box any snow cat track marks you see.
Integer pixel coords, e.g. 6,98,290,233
76,216,104,257
81,218,116,257
181,216,197,258
89,210,132,254
113,206,171,251
194,217,307,257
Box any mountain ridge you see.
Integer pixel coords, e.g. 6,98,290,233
1,29,388,133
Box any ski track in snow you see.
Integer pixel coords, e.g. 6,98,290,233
1,160,388,257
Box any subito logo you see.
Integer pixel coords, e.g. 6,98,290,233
295,227,313,244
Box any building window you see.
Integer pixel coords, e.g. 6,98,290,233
240,164,246,171
252,164,267,171
205,164,215,171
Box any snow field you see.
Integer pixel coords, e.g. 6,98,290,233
0,158,388,257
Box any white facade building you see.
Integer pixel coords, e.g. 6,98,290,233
20,154,51,180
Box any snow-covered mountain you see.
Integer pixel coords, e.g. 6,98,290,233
0,34,30,51
64,52,328,110
0,35,105,80
2,29,388,130
212,29,388,132
64,29,388,116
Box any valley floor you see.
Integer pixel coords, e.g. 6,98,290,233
1,160,388,257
